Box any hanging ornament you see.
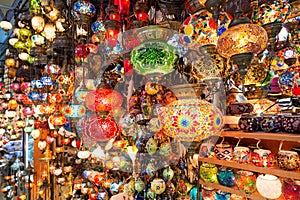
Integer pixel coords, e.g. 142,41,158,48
83,115,119,142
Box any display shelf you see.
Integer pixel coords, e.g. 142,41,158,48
199,180,285,200
199,157,300,180
214,130,300,142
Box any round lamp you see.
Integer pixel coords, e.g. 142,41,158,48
158,99,223,141
256,174,282,199
31,15,45,33
180,9,232,47
131,41,178,78
85,89,123,114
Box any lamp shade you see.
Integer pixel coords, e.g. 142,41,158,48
85,89,123,112
83,115,119,142
158,99,223,141
131,41,178,77
217,23,268,58
73,0,96,17
180,9,232,47
0,20,12,31
253,1,290,26
62,104,86,118
256,174,282,199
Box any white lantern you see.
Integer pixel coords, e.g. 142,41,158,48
256,174,282,199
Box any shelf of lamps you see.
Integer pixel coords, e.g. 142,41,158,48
214,130,300,142
199,180,285,200
199,157,300,180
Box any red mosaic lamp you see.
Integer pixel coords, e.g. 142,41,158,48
85,88,123,116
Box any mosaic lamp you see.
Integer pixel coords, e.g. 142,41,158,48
217,2,268,89
253,0,290,45
131,32,178,80
158,99,224,141
85,88,123,116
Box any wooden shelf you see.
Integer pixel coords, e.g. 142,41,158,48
200,180,263,200
199,157,300,180
214,130,300,142
199,180,285,200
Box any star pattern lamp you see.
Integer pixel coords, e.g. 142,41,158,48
158,99,224,142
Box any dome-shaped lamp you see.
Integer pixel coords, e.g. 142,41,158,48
31,15,45,33
217,1,268,92
85,88,123,117
253,0,290,46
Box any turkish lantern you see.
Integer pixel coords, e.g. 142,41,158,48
118,0,130,16
84,115,119,142
85,89,123,114
158,99,224,141
136,12,148,21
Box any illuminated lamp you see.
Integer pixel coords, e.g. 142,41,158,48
104,20,120,47
0,20,12,31
118,0,130,16
85,89,123,115
158,99,224,141
31,15,45,33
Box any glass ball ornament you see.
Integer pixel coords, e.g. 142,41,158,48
31,15,45,33
151,178,166,195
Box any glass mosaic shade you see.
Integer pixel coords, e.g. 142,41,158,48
217,23,268,58
180,9,232,47
130,41,178,76
253,1,290,26
158,99,224,141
